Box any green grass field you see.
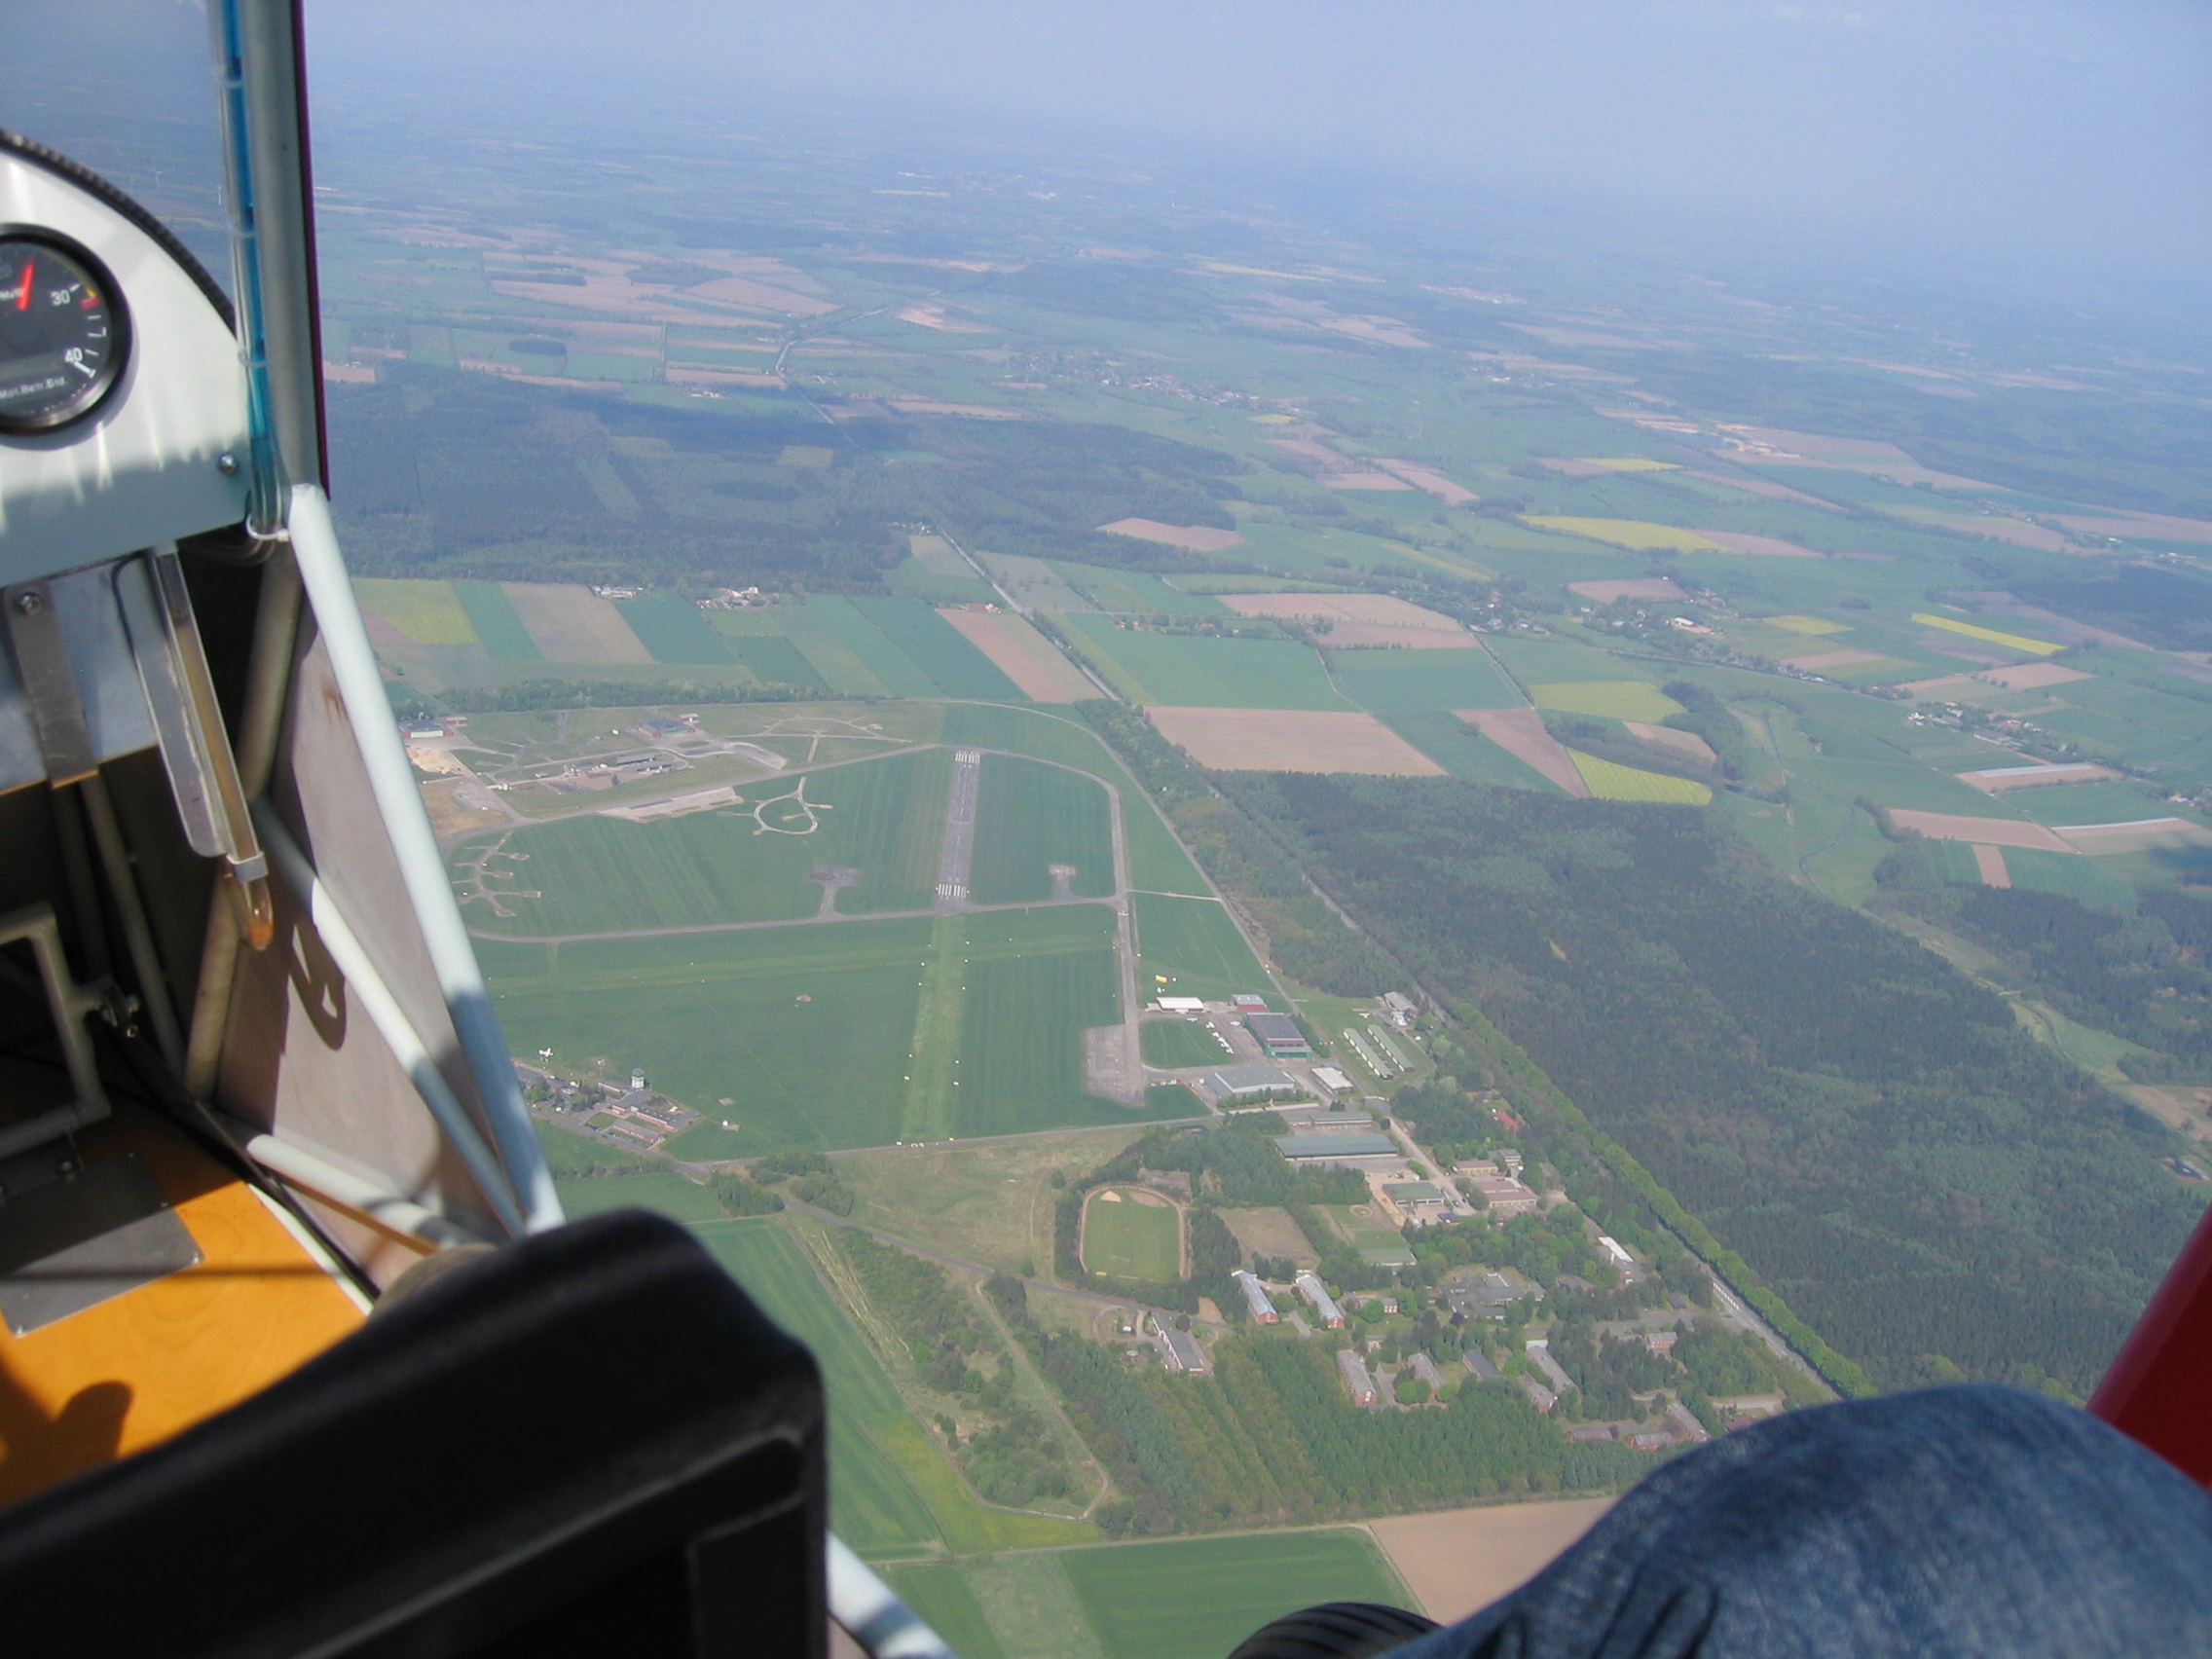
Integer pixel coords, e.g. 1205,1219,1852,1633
851,596,1027,701
1532,682,1682,719
944,906,1130,1139
1134,894,1272,1001
1059,1531,1411,1659
691,1220,941,1555
1123,798,1211,896
453,580,543,662
457,748,950,936
1082,1188,1182,1281
1146,1083,1203,1115
353,577,475,645
1141,1018,1231,1068
940,703,1101,769
1060,615,1352,710
1056,563,1229,616
483,921,933,1154
780,603,896,695
882,1566,1009,1659
2001,847,2140,911
1331,648,1520,712
554,1171,725,1223
971,756,1116,903
804,596,940,696
2008,782,2176,827
614,590,738,663
718,631,831,690
1486,636,1647,684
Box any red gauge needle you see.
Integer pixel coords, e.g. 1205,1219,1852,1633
12,262,30,312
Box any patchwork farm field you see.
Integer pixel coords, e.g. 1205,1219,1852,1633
1135,894,1273,1001
1082,1188,1183,1281
456,748,952,935
970,756,1116,903
1145,708,1444,776
1060,615,1353,710
1379,711,1569,792
1328,648,1521,712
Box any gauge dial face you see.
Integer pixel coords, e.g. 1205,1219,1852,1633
0,231,129,435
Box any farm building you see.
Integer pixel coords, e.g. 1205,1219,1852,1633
1232,994,1270,1013
1338,1348,1380,1407
1382,992,1419,1026
1310,1066,1355,1094
1244,1012,1311,1057
1161,1328,1207,1374
1156,996,1207,1014
1273,1132,1398,1161
1207,1065,1300,1098
1232,1270,1277,1324
1296,1272,1346,1328
1464,1173,1540,1215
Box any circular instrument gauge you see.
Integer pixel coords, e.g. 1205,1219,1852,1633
0,230,129,435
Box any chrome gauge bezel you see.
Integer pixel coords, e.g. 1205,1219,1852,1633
0,226,132,437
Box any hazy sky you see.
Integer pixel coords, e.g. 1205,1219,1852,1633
304,0,2212,296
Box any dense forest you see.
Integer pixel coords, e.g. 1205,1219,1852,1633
1226,774,2203,1396
326,366,1246,587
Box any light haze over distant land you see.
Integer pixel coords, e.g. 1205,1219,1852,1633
301,0,2212,311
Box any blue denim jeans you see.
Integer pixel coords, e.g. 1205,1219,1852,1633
1396,1386,2212,1658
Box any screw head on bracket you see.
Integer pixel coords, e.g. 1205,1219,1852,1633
12,590,42,616
216,453,240,476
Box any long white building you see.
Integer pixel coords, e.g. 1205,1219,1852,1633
1296,1272,1346,1328
1232,1270,1277,1324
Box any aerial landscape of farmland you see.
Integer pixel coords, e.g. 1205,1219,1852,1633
296,54,2212,1652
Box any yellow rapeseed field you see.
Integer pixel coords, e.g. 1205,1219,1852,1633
1567,752,1713,804
1522,516,1729,552
1911,613,2064,656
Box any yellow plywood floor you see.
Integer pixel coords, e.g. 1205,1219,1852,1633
0,1105,365,1508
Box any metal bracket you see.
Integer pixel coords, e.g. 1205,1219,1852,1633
3,580,98,788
